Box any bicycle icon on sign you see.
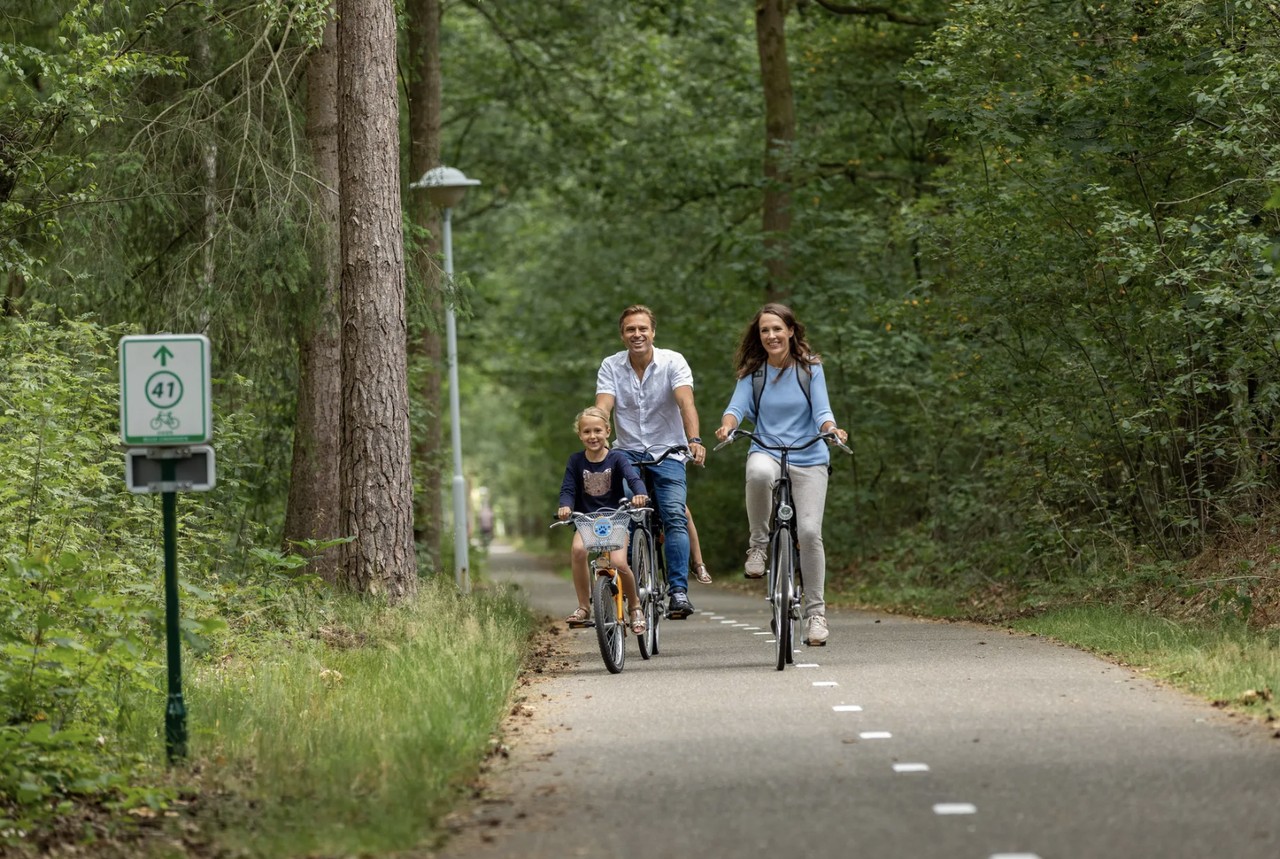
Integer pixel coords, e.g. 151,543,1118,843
150,411,180,431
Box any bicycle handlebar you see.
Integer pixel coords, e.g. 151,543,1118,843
550,499,650,529
631,444,693,469
713,429,852,456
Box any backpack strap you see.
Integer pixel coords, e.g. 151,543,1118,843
751,362,812,416
751,365,766,416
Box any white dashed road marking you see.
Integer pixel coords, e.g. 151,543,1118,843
859,731,892,739
933,803,977,815
832,705,863,712
812,681,838,687
892,763,930,773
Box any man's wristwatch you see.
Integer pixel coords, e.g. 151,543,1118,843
688,437,703,446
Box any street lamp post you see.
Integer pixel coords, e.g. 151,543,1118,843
411,166,481,593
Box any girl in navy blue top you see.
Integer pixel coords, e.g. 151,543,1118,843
557,407,649,631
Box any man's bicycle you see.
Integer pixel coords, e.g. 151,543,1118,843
552,504,645,674
627,443,692,658
714,430,851,670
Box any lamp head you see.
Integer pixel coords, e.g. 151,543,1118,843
410,165,481,208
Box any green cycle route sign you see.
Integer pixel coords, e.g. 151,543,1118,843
119,334,212,446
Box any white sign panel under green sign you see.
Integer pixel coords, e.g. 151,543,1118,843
120,334,212,445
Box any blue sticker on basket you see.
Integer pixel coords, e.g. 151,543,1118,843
594,520,612,538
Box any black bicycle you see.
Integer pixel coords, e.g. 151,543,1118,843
714,430,851,670
627,443,692,658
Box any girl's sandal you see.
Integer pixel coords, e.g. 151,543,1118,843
630,609,647,636
565,607,592,628
692,563,713,585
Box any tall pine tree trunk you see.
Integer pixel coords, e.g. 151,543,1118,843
337,0,417,599
755,0,795,301
284,11,343,584
406,0,445,574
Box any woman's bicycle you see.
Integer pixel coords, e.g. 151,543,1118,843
627,443,691,659
714,430,851,670
552,503,646,674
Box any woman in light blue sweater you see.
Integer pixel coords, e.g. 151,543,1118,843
715,303,848,646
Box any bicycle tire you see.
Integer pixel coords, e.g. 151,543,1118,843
592,572,625,674
633,530,657,660
772,531,793,671
651,531,666,655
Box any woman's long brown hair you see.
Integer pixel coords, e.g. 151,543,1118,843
731,302,820,379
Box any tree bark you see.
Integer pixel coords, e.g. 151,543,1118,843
336,0,418,599
284,10,343,584
406,0,445,574
755,0,795,301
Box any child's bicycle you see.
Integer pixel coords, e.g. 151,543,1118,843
552,503,647,674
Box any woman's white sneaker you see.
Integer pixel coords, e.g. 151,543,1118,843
804,616,829,646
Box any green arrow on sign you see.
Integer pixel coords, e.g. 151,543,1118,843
154,345,174,366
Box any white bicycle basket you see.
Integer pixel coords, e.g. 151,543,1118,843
573,509,630,551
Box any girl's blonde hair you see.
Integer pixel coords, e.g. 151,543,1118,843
574,406,612,436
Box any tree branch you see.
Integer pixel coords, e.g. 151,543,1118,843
811,0,935,26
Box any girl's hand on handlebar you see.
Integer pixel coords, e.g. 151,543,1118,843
631,494,649,508
557,506,572,521
714,424,735,442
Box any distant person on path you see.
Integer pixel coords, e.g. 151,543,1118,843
596,304,706,619
557,406,649,634
478,503,495,548
714,303,848,646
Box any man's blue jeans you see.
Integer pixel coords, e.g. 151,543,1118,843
622,451,690,593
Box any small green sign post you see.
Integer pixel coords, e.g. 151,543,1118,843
119,334,213,764
161,455,186,762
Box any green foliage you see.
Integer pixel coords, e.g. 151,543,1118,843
0,312,326,838
0,1,184,281
887,0,1280,570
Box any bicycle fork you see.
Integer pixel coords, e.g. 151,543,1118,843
593,562,627,633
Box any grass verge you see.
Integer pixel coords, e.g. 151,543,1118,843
1010,605,1279,722
832,564,1280,727
177,576,536,858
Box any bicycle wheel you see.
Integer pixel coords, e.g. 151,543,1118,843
771,532,793,671
651,534,666,655
593,572,625,674
633,530,657,660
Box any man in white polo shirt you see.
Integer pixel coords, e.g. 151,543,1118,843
596,304,706,619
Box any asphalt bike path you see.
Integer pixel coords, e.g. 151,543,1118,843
432,544,1279,859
